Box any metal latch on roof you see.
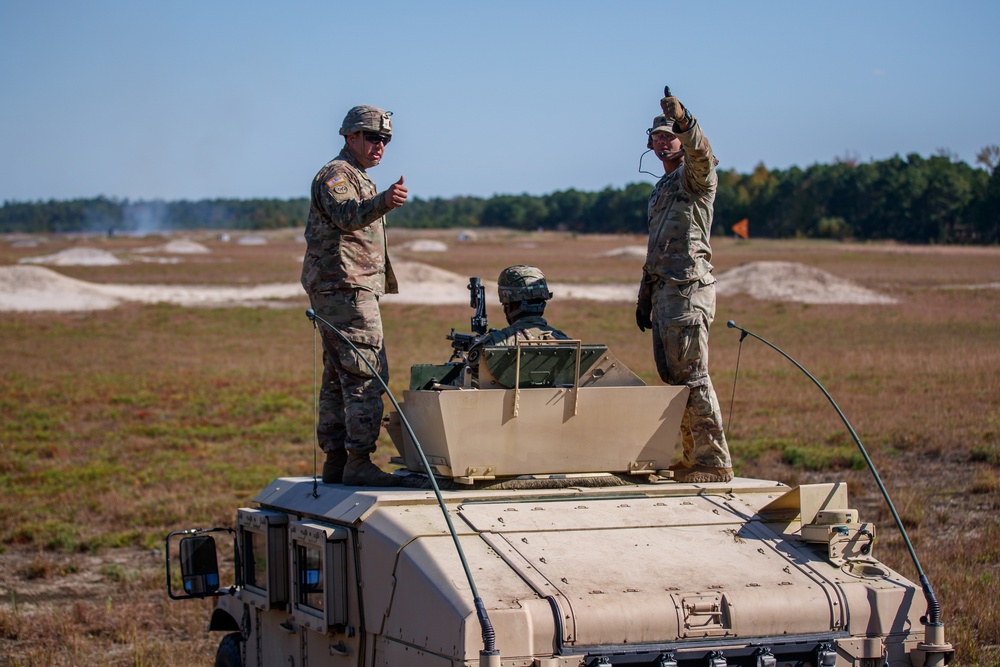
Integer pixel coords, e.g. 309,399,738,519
675,593,734,638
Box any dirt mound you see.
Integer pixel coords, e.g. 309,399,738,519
387,261,472,304
164,239,210,253
0,266,122,311
398,239,449,252
97,282,303,307
19,247,123,266
134,239,210,254
0,265,301,312
551,283,634,301
391,260,466,284
716,261,897,304
598,245,646,259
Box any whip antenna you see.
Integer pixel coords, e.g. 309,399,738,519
726,320,944,631
309,316,321,497
726,325,750,433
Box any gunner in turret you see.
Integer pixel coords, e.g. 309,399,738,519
479,265,570,347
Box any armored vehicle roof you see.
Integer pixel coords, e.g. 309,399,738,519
251,476,923,663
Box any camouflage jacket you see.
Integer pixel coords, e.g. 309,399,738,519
641,117,717,289
300,148,398,296
480,315,571,347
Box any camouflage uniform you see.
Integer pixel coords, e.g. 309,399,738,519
301,147,398,457
640,116,732,470
480,315,570,346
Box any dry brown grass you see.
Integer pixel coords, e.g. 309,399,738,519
1,230,998,665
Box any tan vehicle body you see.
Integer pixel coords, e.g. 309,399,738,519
179,343,947,667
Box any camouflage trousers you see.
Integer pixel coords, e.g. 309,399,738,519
309,289,389,456
651,278,732,469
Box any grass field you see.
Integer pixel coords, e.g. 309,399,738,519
1,229,998,665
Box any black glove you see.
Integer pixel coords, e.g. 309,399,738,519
636,277,653,332
635,304,652,332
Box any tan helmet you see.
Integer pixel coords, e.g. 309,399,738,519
646,114,678,149
339,105,393,137
498,265,552,315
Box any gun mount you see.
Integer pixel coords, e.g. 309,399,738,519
447,276,488,352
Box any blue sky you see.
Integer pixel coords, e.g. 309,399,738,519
1,1,997,203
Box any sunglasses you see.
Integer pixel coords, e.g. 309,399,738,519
363,131,391,145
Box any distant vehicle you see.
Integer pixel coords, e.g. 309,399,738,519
165,280,954,667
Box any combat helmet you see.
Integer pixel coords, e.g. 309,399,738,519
339,105,393,138
497,265,553,316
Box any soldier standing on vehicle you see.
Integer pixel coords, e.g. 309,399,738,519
635,91,733,483
301,105,409,486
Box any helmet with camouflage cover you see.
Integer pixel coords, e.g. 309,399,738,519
339,105,393,137
497,265,553,316
646,114,678,149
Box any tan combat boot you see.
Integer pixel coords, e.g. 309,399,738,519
342,451,405,487
671,465,734,483
321,448,347,484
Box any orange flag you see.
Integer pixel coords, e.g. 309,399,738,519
732,218,749,239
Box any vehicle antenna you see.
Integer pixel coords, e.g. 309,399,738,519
310,319,321,497
726,324,750,433
726,320,946,636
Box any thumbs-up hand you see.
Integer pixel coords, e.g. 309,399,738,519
383,175,408,209
660,96,691,131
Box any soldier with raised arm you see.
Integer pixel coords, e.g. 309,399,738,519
635,91,733,483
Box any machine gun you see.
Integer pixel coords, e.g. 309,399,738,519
447,277,489,355
399,278,492,391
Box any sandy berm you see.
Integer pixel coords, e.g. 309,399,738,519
1,244,901,313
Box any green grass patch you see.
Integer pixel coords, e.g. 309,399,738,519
780,443,866,471
9,519,81,552
970,443,1000,466
729,437,797,462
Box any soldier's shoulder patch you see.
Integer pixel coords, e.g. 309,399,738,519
325,174,347,189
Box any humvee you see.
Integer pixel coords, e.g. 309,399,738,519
165,284,953,667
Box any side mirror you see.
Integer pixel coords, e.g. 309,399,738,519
166,528,236,600
180,534,220,596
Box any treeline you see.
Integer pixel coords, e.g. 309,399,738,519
0,197,309,235
718,152,1000,244
3,151,999,243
